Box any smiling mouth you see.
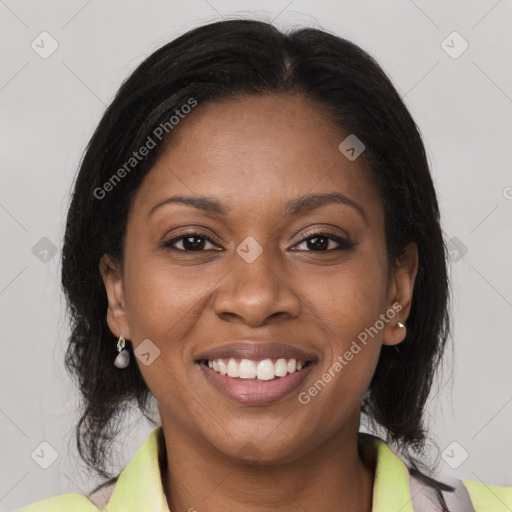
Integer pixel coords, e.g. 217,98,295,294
199,357,314,381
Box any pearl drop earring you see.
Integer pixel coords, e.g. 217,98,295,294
114,335,130,369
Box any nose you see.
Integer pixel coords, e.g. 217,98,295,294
213,248,302,327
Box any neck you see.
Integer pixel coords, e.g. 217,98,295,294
159,419,376,512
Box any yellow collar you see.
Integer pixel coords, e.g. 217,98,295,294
104,427,414,512
372,436,415,511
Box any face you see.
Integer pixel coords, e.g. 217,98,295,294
101,93,417,463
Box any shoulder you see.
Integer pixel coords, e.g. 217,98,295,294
18,493,100,512
18,480,117,511
409,467,512,511
462,478,512,511
18,427,162,512
365,433,511,512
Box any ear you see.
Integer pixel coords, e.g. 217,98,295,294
99,254,131,340
382,242,418,346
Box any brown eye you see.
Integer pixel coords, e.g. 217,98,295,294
162,232,220,252
293,231,354,252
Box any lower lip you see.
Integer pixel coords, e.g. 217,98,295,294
199,362,315,405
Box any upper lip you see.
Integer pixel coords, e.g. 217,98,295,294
195,341,318,362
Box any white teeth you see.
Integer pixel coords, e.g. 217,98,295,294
257,359,275,381
239,359,257,379
275,358,288,377
218,359,228,375
206,357,309,380
227,358,239,378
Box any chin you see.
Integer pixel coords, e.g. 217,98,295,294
208,431,309,467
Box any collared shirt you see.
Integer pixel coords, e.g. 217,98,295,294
20,427,512,512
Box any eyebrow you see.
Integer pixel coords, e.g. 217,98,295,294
149,192,368,224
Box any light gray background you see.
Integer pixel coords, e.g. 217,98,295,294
1,1,511,510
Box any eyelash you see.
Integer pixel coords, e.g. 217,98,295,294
162,230,354,253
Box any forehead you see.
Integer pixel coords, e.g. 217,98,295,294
132,93,383,226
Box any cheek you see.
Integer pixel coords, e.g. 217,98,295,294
123,257,211,339
120,259,205,412
122,254,233,392
302,258,388,345
297,258,385,395
297,271,383,423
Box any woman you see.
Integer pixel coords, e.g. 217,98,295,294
20,18,511,512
